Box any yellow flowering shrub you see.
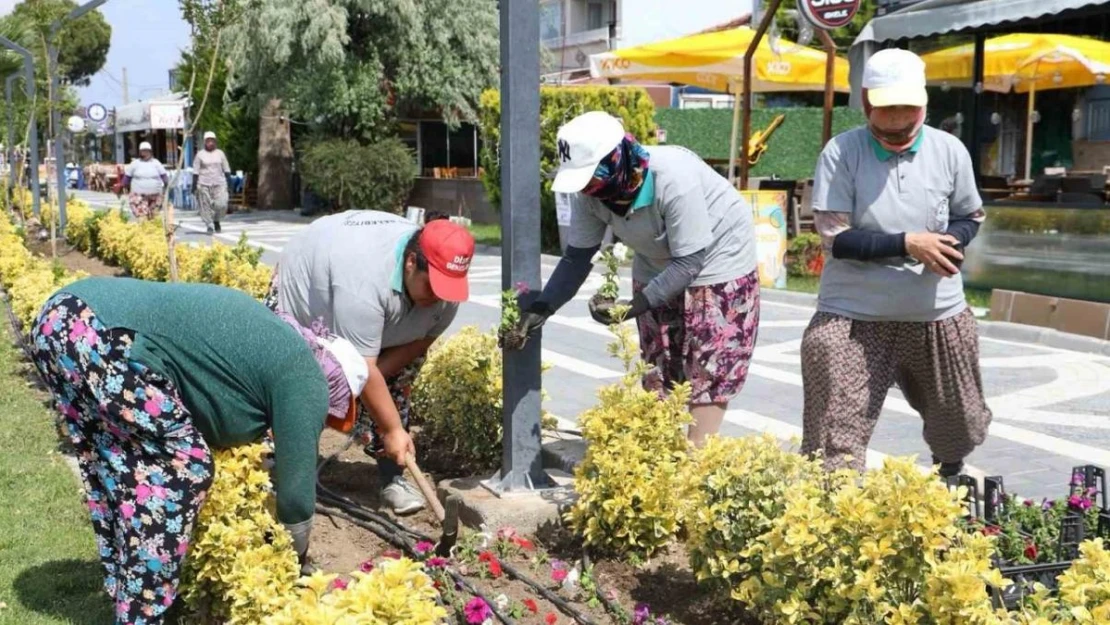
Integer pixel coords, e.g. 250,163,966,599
567,318,692,557
681,435,824,592
735,457,1006,624
179,443,300,624
411,325,553,474
265,560,447,624
1005,540,1110,624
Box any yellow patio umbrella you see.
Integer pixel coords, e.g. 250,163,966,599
921,34,1110,180
590,27,850,93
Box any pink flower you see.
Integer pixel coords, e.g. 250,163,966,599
382,549,402,560
464,597,492,624
176,541,189,556
358,560,374,573
1068,495,1093,511
497,527,517,541
426,556,449,569
331,578,348,591
414,540,435,555
545,613,558,625
514,281,529,295
551,568,568,583
143,398,163,417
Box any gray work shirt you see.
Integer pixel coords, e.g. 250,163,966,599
813,126,983,322
566,145,757,286
276,210,457,358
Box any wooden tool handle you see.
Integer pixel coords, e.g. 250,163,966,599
405,453,446,522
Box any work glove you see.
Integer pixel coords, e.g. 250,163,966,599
588,292,650,325
508,301,554,350
284,518,316,577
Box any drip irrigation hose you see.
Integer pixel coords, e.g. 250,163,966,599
314,503,515,625
582,551,630,624
498,559,598,625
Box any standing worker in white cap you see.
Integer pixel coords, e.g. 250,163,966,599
800,48,991,476
509,111,761,447
120,141,169,220
192,131,232,234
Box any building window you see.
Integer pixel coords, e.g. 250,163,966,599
1088,98,1110,141
587,2,603,29
540,1,562,41
416,121,482,178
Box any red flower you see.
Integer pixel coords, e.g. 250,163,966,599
551,568,568,583
478,551,495,563
1024,542,1039,561
488,559,503,578
981,525,1002,536
545,613,558,625
513,537,535,551
523,598,539,614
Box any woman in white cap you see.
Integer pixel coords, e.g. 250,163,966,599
511,111,761,447
30,276,368,625
192,131,232,234
120,141,168,220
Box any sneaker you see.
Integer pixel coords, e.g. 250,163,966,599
381,476,425,515
206,226,214,234
214,221,222,233
934,457,964,479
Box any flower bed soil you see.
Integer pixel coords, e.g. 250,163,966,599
314,429,754,624
25,237,124,278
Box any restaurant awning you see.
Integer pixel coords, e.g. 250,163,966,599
849,0,1110,106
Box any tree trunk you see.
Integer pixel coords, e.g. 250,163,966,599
257,98,293,210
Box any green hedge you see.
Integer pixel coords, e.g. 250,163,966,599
478,87,658,252
299,137,417,213
654,107,866,180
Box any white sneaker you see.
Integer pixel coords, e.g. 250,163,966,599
381,476,425,515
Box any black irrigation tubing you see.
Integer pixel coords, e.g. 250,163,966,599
498,559,598,625
582,551,630,625
314,503,514,625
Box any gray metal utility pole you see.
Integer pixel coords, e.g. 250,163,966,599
6,72,18,194
48,0,109,233
491,0,551,492
0,36,42,218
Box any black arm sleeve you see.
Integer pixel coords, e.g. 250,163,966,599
831,230,907,261
641,249,708,308
946,219,981,247
536,244,600,313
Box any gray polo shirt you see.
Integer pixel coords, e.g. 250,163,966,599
276,210,457,358
813,126,982,322
566,145,757,286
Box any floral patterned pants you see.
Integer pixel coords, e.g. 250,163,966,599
127,192,161,220
634,270,761,405
30,294,213,625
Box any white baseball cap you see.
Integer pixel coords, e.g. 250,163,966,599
139,141,152,151
318,336,368,398
863,48,929,108
551,111,626,194
203,131,217,141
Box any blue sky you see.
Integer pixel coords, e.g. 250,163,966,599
77,0,190,109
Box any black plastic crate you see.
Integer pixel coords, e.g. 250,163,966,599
993,561,1074,610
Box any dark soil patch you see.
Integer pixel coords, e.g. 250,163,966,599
24,236,124,278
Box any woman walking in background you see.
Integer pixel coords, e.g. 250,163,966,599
192,131,232,234
120,141,168,220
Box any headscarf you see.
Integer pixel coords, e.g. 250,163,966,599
276,312,351,421
582,134,651,216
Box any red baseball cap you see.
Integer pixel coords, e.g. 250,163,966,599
419,220,475,302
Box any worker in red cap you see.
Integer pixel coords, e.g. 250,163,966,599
267,210,475,514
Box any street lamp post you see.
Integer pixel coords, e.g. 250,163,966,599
0,36,42,219
48,0,109,234
489,0,551,493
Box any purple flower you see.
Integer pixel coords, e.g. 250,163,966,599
426,556,449,569
414,541,435,555
358,560,374,573
1042,499,1055,511
1069,495,1093,511
514,281,529,296
464,597,492,624
1072,471,1085,487
633,603,651,625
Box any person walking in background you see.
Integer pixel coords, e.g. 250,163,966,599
119,141,168,221
511,111,761,447
800,49,991,477
30,277,369,625
192,131,231,234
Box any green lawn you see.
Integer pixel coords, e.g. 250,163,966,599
469,222,502,248
0,315,111,624
784,275,993,314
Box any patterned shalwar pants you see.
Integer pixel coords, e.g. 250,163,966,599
263,271,421,485
196,184,228,228
30,294,214,625
800,308,993,472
